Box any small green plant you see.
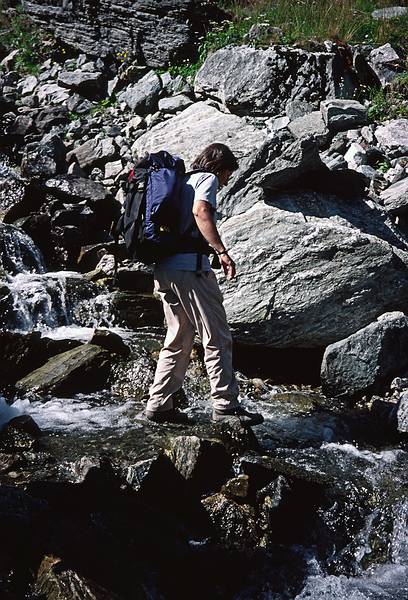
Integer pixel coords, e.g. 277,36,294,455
377,160,391,173
89,97,118,116
68,111,80,121
0,3,53,74
368,71,408,122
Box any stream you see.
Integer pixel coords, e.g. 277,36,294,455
0,162,407,600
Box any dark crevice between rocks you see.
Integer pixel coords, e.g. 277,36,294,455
233,342,324,385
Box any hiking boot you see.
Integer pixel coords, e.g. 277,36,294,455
144,408,194,425
212,406,264,427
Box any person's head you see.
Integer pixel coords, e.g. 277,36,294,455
191,143,239,187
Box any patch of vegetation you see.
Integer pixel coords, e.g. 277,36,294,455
89,97,118,116
217,0,408,48
368,70,408,122
166,1,408,81
0,2,54,75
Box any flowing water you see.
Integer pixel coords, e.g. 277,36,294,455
1,199,408,599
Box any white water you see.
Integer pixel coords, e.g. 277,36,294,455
10,394,141,433
6,271,82,330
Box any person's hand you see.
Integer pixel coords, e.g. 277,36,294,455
219,253,236,280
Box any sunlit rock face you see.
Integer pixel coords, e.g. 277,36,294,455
22,0,225,67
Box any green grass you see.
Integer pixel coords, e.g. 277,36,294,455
0,2,53,74
367,71,408,121
218,0,408,48
168,0,407,79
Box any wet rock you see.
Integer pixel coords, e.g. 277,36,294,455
368,44,404,86
58,69,106,100
320,99,367,132
110,291,163,328
132,101,267,166
15,344,112,396
115,266,154,293
165,435,232,493
395,391,408,433
90,328,131,357
195,45,335,116
218,192,408,347
202,493,258,551
321,311,408,398
0,331,46,385
221,474,250,501
117,70,161,114
21,135,66,178
0,415,41,453
77,242,117,273
257,475,290,546
375,119,408,158
381,177,408,216
35,555,120,600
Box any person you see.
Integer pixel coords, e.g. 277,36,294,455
144,143,264,427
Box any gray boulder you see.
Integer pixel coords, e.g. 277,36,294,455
44,175,110,203
36,82,70,105
66,138,118,170
23,0,225,68
375,120,408,158
58,69,106,99
320,99,367,132
132,101,268,166
381,177,408,216
34,105,69,133
288,111,329,147
21,135,67,178
368,44,404,86
117,70,161,113
219,135,323,217
15,343,112,396
218,193,408,348
17,75,38,96
195,45,335,116
321,312,408,398
158,94,193,113
286,99,316,120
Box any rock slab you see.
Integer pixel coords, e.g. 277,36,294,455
321,312,408,398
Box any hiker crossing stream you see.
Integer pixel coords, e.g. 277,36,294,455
0,165,407,599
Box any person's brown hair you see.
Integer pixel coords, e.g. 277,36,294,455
191,143,239,174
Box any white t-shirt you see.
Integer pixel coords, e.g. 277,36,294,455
155,171,218,271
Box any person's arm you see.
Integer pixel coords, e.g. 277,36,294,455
193,199,236,280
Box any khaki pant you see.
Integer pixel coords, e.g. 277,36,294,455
146,269,240,413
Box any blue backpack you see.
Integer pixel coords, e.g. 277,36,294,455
114,151,211,266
